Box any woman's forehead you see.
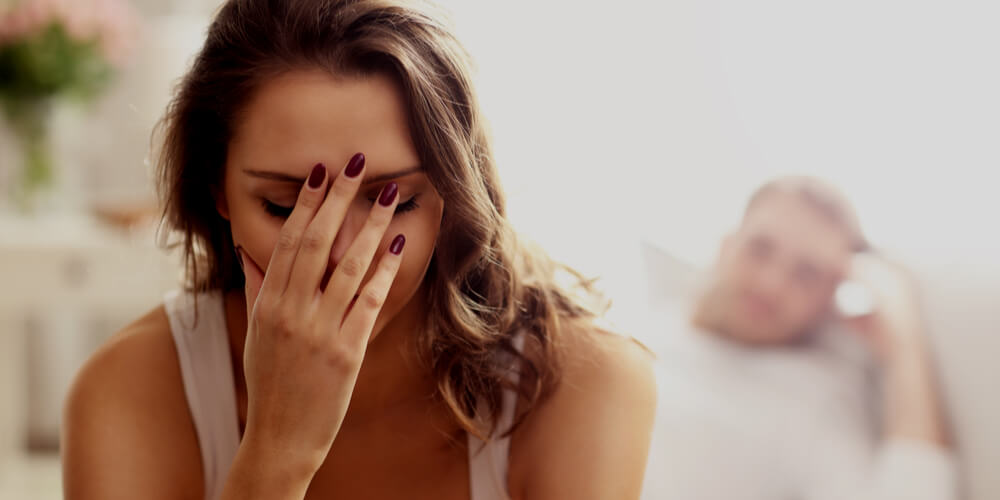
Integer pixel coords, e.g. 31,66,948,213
227,69,420,179
241,161,425,188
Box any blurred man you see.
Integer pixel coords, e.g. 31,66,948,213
642,177,958,500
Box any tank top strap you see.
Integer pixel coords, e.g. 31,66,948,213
164,289,240,500
467,332,527,500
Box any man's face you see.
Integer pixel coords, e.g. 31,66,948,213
707,192,854,344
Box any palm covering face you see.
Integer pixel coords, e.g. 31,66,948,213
237,156,406,466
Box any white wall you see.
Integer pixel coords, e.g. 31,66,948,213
437,2,999,499
439,0,999,268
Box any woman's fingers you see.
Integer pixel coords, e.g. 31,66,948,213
258,162,332,300
250,152,399,345
319,181,399,322
334,234,405,349
284,153,366,306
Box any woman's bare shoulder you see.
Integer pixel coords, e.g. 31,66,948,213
63,304,204,499
71,304,185,408
509,322,657,499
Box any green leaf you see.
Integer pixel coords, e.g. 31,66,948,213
0,23,114,102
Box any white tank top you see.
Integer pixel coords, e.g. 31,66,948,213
164,289,519,500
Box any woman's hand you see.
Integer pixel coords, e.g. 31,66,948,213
235,153,405,475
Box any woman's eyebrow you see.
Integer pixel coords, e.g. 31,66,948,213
243,170,304,183
243,166,422,185
360,166,422,185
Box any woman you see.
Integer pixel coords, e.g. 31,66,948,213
62,1,655,499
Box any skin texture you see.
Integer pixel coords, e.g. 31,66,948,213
694,190,952,449
61,70,657,500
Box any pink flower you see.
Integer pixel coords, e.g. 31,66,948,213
0,0,141,65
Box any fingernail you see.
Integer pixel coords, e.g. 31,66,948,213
235,245,246,272
378,182,398,206
307,163,326,189
344,152,365,178
389,234,405,255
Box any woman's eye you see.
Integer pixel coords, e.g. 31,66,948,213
263,194,420,219
394,196,420,214
262,200,293,218
368,194,420,214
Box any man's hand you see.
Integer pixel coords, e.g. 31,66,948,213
841,253,929,363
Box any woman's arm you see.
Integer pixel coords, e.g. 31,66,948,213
62,311,321,500
510,332,658,500
219,435,316,500
62,312,204,500
66,156,403,500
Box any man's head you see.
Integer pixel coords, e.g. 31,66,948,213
696,176,868,344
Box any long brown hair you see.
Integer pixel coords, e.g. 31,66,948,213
155,0,605,439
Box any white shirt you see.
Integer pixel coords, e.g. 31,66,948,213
640,302,958,500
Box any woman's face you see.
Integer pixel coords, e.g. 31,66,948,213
217,69,444,338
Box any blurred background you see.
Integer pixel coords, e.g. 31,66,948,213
0,0,997,498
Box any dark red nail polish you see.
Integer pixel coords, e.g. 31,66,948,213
389,234,405,255
344,153,365,178
307,163,326,189
378,182,398,206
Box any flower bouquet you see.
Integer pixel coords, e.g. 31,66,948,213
0,0,137,211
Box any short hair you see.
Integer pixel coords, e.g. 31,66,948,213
744,176,870,252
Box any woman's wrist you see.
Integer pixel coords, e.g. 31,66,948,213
224,431,323,499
